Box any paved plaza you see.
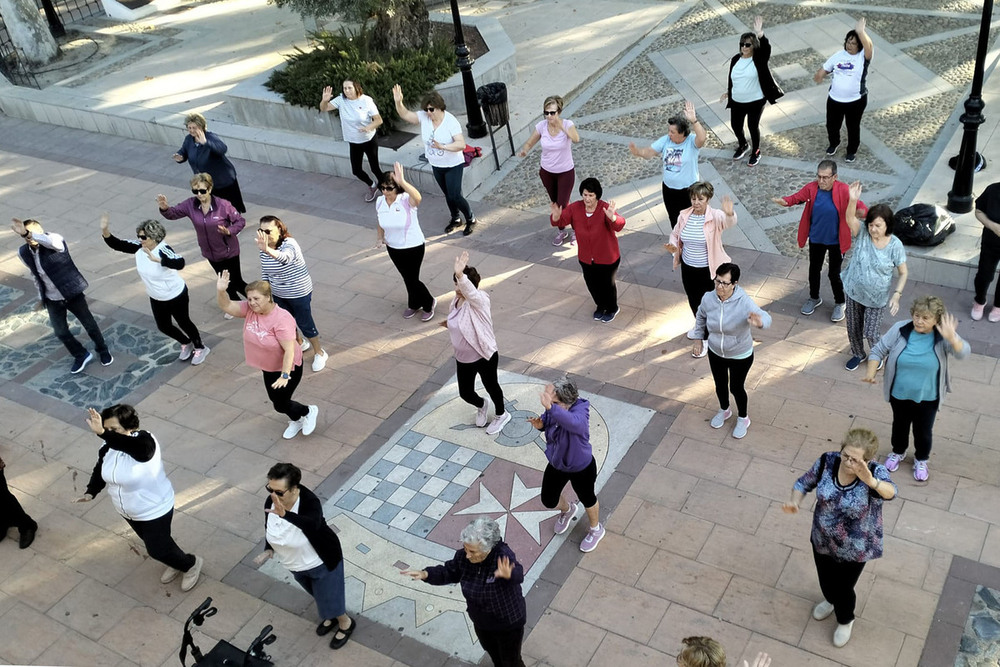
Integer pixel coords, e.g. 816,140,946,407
3,0,1000,666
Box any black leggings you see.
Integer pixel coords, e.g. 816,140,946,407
262,364,309,420
431,164,474,223
541,456,598,508
579,258,620,313
707,350,754,418
661,183,692,229
474,624,526,667
813,546,867,625
808,242,845,303
208,255,247,301
680,261,713,316
0,468,36,533
456,352,505,416
827,94,868,155
386,244,434,311
973,239,1000,307
729,98,766,152
150,286,203,348
125,508,196,572
890,397,939,461
349,138,384,187
212,180,246,214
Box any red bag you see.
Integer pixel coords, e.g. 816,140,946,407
463,145,482,166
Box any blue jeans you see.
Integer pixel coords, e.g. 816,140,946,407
272,293,319,339
45,292,109,359
431,164,474,223
293,561,346,621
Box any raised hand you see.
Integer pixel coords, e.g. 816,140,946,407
495,555,514,580
392,84,404,104
321,85,334,102
848,180,862,201
156,194,169,210
628,141,642,157
540,385,555,410
753,15,763,36
605,199,618,219
393,161,405,186
85,407,104,435
684,100,697,122
255,229,269,251
11,218,27,237
100,212,110,235
265,491,287,517
855,16,867,34
216,270,230,292
720,195,735,217
193,126,207,144
935,312,959,341
454,251,469,276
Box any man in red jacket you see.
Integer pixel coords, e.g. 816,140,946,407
773,160,867,322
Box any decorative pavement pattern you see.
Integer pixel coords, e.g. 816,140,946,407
483,0,994,258
258,373,653,663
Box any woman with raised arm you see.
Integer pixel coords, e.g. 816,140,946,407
814,18,875,163
320,79,384,202
628,100,707,228
392,84,478,235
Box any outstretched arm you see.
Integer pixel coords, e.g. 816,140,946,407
392,84,419,125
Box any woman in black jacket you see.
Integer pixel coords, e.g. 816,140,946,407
254,463,355,649
720,16,783,167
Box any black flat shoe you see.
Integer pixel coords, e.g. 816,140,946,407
19,526,36,549
330,617,356,649
316,619,335,636
445,220,463,234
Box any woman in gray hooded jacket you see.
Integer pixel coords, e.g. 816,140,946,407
690,262,772,439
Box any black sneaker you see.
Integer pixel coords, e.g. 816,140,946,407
100,351,114,366
444,219,463,234
826,143,840,156
593,309,604,321
845,153,857,163
748,150,761,167
601,307,620,323
71,352,94,374
733,144,750,160
463,219,477,236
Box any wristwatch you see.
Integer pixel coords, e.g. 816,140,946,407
281,372,290,379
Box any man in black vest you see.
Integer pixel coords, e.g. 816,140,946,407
13,218,113,373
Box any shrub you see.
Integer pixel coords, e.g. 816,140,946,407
265,30,456,134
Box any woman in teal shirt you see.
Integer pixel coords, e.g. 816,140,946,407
863,296,969,482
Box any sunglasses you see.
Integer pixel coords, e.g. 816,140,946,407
741,42,753,48
191,188,209,195
265,485,287,497
380,185,396,191
137,234,148,240
258,227,276,233
424,107,436,113
544,110,558,116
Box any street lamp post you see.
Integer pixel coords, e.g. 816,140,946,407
946,0,994,213
448,0,487,139
39,0,66,38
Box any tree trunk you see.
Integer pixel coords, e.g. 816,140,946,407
372,0,429,53
0,0,59,65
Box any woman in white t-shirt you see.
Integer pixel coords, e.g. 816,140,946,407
393,84,478,236
320,79,384,202
376,162,437,321
518,95,581,246
815,17,874,163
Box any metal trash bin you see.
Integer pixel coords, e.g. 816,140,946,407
477,82,509,127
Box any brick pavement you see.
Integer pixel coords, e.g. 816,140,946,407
1,112,1000,667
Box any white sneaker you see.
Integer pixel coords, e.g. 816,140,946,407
178,344,192,361
813,599,834,621
300,338,311,352
475,399,490,427
485,411,511,435
311,350,328,372
733,416,751,439
161,565,182,584
180,556,203,592
833,620,854,647
191,346,210,366
710,408,732,429
283,419,303,439
301,405,319,436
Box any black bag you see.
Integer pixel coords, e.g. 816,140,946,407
893,204,956,246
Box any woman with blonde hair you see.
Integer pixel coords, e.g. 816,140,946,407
783,428,896,648
519,95,581,245
863,295,970,481
172,112,246,213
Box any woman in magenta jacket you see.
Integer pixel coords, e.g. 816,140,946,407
551,177,626,323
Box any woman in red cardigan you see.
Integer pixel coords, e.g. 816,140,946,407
551,177,626,322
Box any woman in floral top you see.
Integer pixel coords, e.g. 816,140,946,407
783,428,896,649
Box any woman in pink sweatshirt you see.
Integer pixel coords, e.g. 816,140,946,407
447,251,510,435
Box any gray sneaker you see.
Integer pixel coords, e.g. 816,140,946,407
801,297,823,316
710,408,732,429
831,303,846,322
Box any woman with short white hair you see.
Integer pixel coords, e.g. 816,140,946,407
403,517,526,666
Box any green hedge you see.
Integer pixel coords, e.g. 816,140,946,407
265,31,457,135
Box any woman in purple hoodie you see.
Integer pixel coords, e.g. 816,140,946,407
528,378,604,553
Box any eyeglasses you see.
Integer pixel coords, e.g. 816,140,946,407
191,188,209,195
741,42,753,47
816,173,835,180
380,185,396,191
258,227,276,234
543,110,558,116
714,278,734,287
137,234,148,240
424,107,436,113
265,485,287,497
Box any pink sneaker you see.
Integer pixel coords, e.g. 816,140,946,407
913,459,929,482
552,229,568,246
580,523,605,553
554,501,579,535
972,302,985,321
884,453,903,472
990,307,1000,323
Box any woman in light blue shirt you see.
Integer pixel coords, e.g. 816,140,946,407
629,100,707,228
863,296,969,482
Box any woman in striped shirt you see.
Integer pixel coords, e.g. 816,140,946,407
256,216,328,372
666,182,738,357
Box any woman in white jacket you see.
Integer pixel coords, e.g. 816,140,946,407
75,404,202,591
101,214,209,365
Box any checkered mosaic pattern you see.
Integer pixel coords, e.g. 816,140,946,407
335,430,494,537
